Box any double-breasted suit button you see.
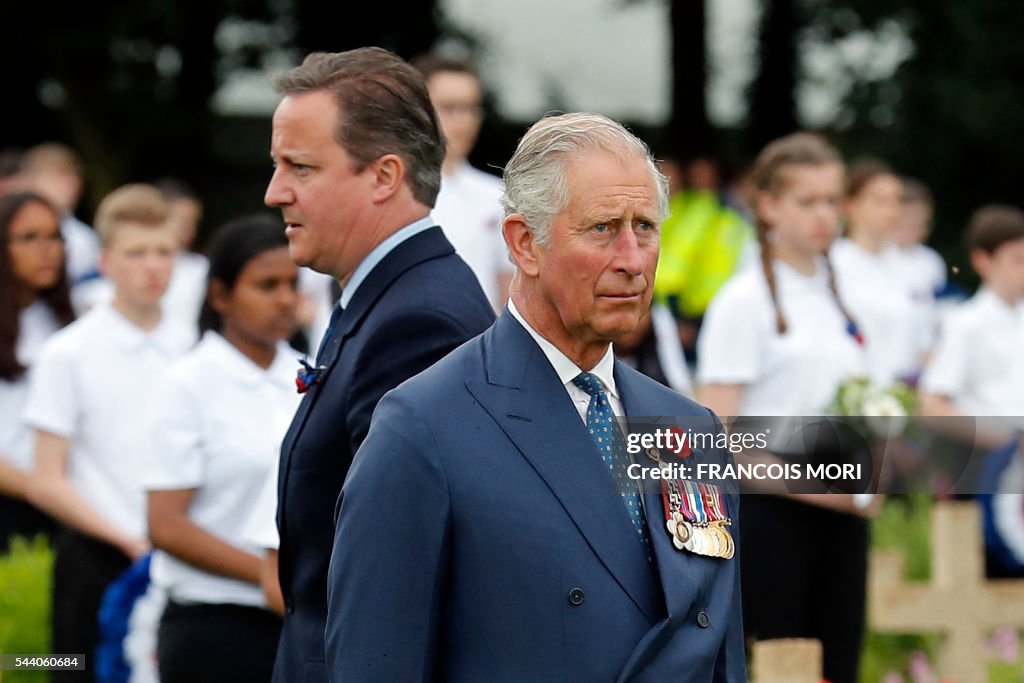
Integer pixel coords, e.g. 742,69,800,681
696,610,710,628
568,588,585,606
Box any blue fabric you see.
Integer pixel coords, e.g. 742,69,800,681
95,554,151,683
979,439,1024,574
326,311,746,682
273,227,494,682
572,372,651,555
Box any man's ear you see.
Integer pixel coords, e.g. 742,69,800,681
368,154,405,203
503,213,541,278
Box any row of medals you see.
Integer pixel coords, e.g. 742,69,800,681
647,446,735,560
666,512,734,559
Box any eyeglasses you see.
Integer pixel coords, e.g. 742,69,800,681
436,102,484,118
8,231,65,248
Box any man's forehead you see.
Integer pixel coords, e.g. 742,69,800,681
565,155,658,211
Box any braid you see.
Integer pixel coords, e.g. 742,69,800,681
748,131,843,337
823,252,863,343
755,216,786,334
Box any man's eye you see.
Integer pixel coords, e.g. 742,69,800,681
593,223,609,233
637,221,655,232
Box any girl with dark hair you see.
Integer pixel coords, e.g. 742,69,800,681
0,192,73,551
144,214,300,682
696,133,876,683
832,160,929,384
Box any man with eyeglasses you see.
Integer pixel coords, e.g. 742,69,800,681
414,53,512,310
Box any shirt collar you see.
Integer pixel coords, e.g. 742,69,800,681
774,256,830,291
94,303,187,356
340,216,436,309
200,331,297,390
507,300,618,399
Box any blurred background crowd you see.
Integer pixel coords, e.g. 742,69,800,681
1,1,1023,682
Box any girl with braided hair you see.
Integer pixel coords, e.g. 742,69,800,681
697,132,875,683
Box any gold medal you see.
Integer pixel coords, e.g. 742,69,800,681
715,525,732,559
704,525,723,557
711,521,734,559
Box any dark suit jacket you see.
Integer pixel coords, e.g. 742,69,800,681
327,311,746,682
273,227,495,682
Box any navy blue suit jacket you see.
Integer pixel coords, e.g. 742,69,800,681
327,311,746,682
273,227,495,682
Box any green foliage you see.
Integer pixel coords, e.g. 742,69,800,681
0,536,53,683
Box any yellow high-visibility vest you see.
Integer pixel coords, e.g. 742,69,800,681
654,190,753,319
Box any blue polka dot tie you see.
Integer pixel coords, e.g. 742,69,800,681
572,372,651,557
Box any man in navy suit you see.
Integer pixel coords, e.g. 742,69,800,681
327,112,746,681
264,47,495,682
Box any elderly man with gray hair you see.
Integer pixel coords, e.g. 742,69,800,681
326,112,746,682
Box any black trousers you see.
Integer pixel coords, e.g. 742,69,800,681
51,527,131,682
739,495,869,683
158,600,282,683
0,494,54,554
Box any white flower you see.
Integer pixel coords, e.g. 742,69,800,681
864,390,908,437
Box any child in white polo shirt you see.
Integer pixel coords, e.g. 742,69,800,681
831,159,930,385
921,206,1024,429
698,133,873,683
145,215,300,682
920,206,1024,576
25,184,192,681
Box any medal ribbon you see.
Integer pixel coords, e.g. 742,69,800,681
684,480,708,525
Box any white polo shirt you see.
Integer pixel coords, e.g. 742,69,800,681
831,238,928,383
920,288,1024,416
242,465,280,551
145,331,300,607
698,258,867,417
883,242,947,300
23,304,194,537
161,251,209,337
62,214,101,284
0,302,63,472
432,162,511,309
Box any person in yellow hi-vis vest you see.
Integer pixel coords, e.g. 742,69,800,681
654,159,754,326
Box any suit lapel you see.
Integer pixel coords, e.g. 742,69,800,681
466,314,662,622
279,227,456,482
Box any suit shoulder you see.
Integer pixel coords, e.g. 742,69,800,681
617,362,714,418
380,332,487,406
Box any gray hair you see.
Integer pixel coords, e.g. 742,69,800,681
501,112,669,247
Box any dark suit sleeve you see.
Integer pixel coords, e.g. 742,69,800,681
327,392,450,682
346,309,479,454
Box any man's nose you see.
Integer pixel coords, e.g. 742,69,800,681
614,228,647,275
265,168,292,207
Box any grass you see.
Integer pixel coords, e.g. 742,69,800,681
0,535,53,683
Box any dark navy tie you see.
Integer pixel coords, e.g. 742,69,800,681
315,303,344,363
572,372,651,556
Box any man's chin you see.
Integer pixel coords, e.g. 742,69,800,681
287,244,313,268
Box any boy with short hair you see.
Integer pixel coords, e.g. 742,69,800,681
920,204,1024,426
25,184,194,681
